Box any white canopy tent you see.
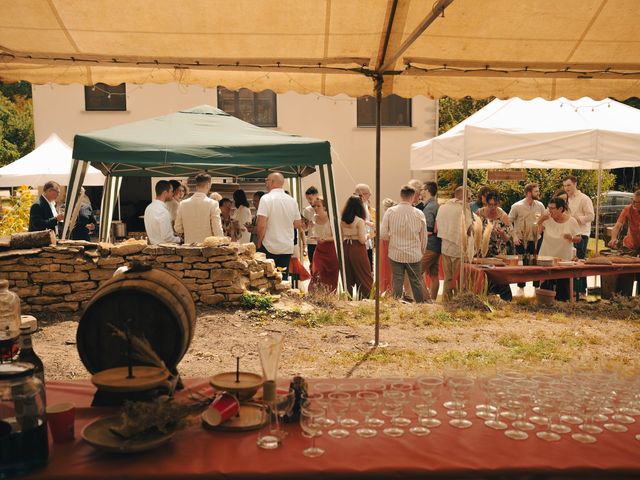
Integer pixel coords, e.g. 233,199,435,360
411,96,640,269
411,97,640,171
0,133,105,187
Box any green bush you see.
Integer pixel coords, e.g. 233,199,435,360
239,292,274,311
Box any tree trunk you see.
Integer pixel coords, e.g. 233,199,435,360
9,230,57,249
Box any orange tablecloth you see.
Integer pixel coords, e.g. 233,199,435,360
27,379,640,479
467,263,640,294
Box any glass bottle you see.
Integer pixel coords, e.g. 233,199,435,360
0,279,21,362
0,362,48,477
18,325,45,387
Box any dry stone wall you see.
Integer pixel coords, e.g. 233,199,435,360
0,239,288,314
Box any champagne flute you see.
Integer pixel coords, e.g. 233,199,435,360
300,406,324,458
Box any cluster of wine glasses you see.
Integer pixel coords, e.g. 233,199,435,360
296,369,640,456
299,377,445,457
477,369,640,443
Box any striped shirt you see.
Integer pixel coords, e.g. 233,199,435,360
380,202,427,263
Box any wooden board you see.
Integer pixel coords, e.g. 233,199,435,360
82,415,174,453
210,372,263,400
202,402,266,432
488,170,526,181
91,366,169,392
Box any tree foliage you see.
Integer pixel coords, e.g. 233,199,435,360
0,185,34,236
436,97,616,207
0,82,34,168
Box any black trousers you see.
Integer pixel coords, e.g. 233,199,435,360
366,248,373,271
541,279,570,302
307,243,317,266
258,246,292,281
574,235,589,296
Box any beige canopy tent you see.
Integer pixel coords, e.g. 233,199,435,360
2,0,640,344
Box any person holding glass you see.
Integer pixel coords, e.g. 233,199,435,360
340,195,373,298
537,196,581,301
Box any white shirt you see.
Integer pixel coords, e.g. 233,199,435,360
165,198,179,223
436,198,472,257
567,190,595,236
508,198,546,242
232,205,253,244
363,201,373,250
539,216,580,260
144,199,181,245
44,195,57,218
174,192,223,244
381,202,426,263
303,205,317,245
257,188,301,255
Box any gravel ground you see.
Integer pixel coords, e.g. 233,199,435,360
33,295,640,383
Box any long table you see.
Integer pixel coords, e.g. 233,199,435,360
467,262,640,299
26,379,640,479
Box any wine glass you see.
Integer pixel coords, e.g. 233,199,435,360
381,390,405,437
408,390,431,436
355,391,379,438
337,383,360,428
416,375,443,428
327,392,350,438
363,382,386,427
300,406,324,458
503,386,529,440
389,382,413,427
483,378,508,430
447,376,474,429
535,387,561,442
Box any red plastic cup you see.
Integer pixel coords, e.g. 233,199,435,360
47,402,75,443
206,393,239,426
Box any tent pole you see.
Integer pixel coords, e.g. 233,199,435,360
460,128,469,293
62,159,89,240
326,163,346,292
373,74,383,347
595,162,603,255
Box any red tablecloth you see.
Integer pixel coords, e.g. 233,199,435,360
467,263,640,294
26,379,640,479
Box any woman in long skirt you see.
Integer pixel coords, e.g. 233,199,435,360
308,197,339,293
340,195,373,298
232,189,253,244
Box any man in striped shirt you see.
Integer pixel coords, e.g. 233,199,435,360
381,185,428,303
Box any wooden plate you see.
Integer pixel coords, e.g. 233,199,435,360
82,415,174,453
202,402,267,432
91,366,170,392
210,372,263,400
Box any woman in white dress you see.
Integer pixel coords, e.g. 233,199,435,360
537,196,581,301
232,189,252,244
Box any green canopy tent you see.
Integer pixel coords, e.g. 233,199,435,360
62,105,345,288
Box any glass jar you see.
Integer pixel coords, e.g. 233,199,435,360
0,362,48,477
0,279,21,361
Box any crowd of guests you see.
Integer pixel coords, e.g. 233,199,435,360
28,172,640,302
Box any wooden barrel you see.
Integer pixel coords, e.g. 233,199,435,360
77,267,196,374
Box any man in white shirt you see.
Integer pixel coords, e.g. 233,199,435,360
144,180,181,245
174,173,223,244
563,174,595,299
436,186,472,301
302,186,319,265
256,172,304,280
381,185,428,303
509,183,546,289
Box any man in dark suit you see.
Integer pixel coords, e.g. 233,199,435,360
29,180,65,234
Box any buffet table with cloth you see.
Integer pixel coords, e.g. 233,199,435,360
27,379,640,480
467,263,640,298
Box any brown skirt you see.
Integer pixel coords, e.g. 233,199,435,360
343,240,373,298
309,241,339,293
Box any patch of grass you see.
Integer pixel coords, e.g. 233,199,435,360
329,347,425,367
239,292,274,311
431,349,502,369
497,334,568,362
